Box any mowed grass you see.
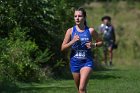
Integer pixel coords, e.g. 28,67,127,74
88,67,140,93
3,64,140,93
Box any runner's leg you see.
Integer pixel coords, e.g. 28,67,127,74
79,67,92,93
72,73,80,93
108,47,113,65
104,48,108,65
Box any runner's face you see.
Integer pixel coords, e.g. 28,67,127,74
103,19,110,25
74,11,85,25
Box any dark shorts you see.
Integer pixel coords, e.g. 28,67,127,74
70,58,94,73
103,40,114,51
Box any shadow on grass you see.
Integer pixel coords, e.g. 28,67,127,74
0,85,74,93
53,67,121,81
53,64,121,80
90,73,121,80
0,86,45,93
0,84,20,93
90,67,122,80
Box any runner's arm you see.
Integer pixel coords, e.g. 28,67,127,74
112,26,116,43
90,28,103,47
61,28,80,51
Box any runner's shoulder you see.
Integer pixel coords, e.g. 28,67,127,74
66,27,73,35
89,27,94,32
89,27,96,35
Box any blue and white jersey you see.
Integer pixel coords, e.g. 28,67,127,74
99,24,114,41
70,26,92,60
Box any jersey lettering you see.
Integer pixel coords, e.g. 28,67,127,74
74,50,87,59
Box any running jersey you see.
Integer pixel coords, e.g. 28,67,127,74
70,26,92,60
99,24,114,41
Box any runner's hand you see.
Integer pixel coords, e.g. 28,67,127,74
72,34,80,43
85,42,92,49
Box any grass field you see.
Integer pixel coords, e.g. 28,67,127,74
2,64,140,93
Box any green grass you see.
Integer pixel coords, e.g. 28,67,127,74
1,64,140,93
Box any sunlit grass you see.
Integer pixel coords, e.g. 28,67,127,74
2,64,140,93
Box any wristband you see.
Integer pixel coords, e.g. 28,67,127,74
92,43,97,47
95,43,97,47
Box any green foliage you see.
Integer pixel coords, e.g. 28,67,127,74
0,0,78,83
0,27,46,83
35,48,54,64
132,40,140,59
1,0,126,84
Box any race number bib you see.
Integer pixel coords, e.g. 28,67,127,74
74,50,87,59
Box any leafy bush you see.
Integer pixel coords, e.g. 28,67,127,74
0,27,46,83
0,0,101,83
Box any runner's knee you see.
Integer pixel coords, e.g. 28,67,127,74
108,47,112,52
79,86,86,92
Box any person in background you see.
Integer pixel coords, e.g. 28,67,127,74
99,16,116,66
61,7,102,93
